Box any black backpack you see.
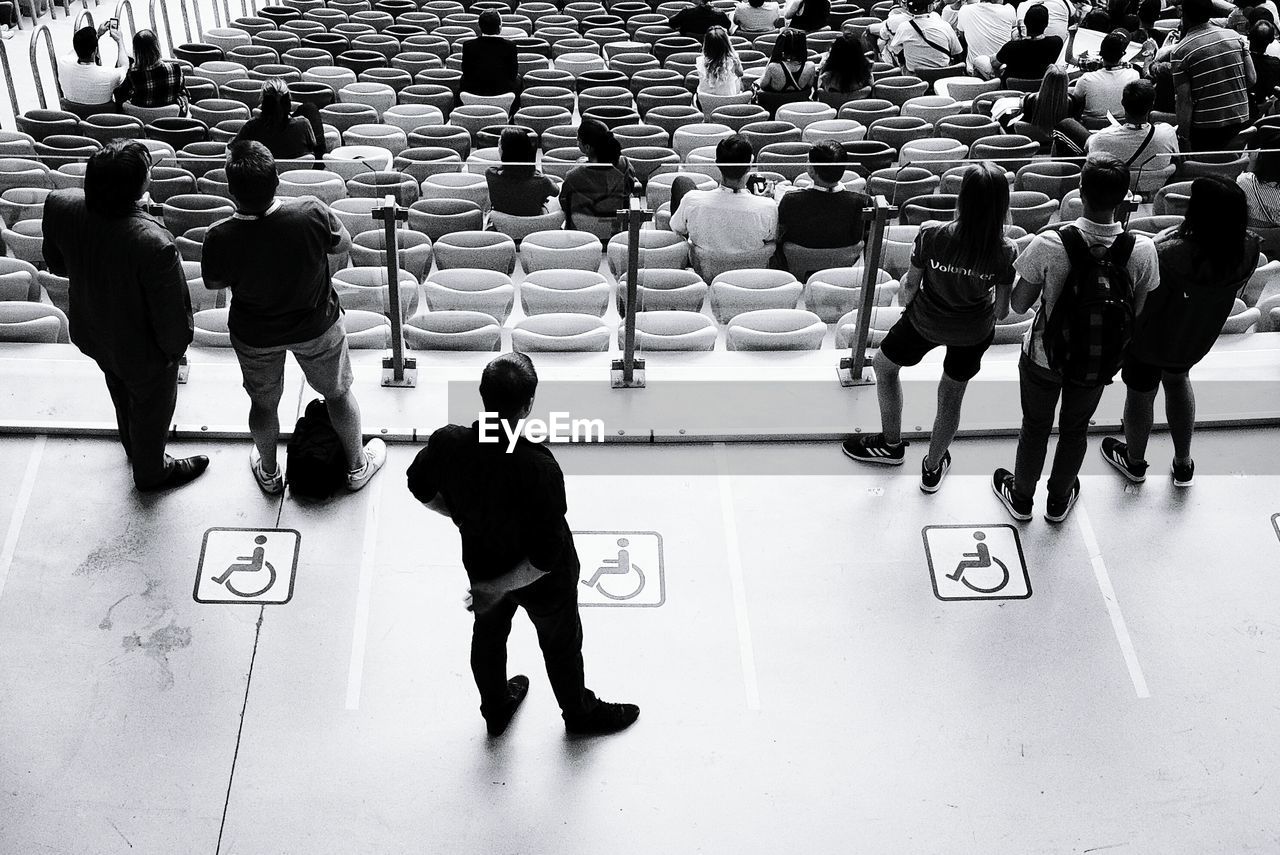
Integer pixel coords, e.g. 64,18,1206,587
286,398,347,499
1041,226,1136,387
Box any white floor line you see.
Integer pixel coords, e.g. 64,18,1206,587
0,436,45,606
344,475,384,711
1077,499,1151,699
714,442,762,711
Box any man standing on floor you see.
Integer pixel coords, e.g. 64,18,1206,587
41,140,208,491
201,140,385,495
406,352,640,738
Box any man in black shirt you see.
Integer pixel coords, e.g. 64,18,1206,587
777,141,871,275
992,4,1064,83
460,10,520,98
406,353,640,738
669,0,732,37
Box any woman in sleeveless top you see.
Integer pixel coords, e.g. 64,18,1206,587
558,119,636,241
757,28,818,96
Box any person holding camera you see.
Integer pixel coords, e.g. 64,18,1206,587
59,23,130,110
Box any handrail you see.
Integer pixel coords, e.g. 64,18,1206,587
372,195,417,388
187,0,204,44
1,39,18,129
840,195,896,387
28,25,63,109
74,9,95,29
148,0,175,54
114,0,136,43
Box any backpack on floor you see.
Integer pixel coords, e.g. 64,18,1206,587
286,398,346,499
1042,226,1135,387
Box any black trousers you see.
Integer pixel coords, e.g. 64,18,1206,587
98,358,179,489
470,575,599,722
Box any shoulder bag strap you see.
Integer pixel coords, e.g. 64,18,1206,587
908,17,952,56
1122,123,1157,169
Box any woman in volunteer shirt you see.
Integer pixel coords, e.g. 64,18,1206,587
1101,176,1261,488
842,162,1018,493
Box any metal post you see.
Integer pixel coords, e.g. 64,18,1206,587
839,196,896,387
1,38,18,129
372,195,417,387
611,190,651,389
149,0,175,55
187,0,203,43
28,26,62,109
115,0,136,42
73,9,94,29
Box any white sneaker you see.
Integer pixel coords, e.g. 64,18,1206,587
249,447,285,495
346,438,386,492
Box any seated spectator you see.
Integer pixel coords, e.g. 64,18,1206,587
1079,9,1114,32
1085,79,1180,194
757,27,818,95
992,65,1070,152
1237,126,1280,226
558,119,635,239
670,135,778,277
59,23,130,109
1102,176,1260,489
734,0,784,36
888,0,964,74
1016,0,1076,39
777,141,871,261
1220,0,1280,34
460,10,519,98
669,0,731,38
1069,30,1141,124
113,29,187,114
232,78,325,160
486,128,558,217
1248,20,1280,115
697,26,745,96
957,0,1017,79
873,0,912,64
817,32,874,102
783,0,830,32
991,5,1064,83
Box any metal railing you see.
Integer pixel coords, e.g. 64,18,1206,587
28,25,62,109
1,38,18,127
114,0,136,42
149,0,203,54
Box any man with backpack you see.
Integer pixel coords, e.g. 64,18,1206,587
992,152,1160,523
202,141,386,497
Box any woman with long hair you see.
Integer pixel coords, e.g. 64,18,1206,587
697,26,745,95
1102,176,1261,488
114,29,188,113
486,128,558,217
558,118,636,240
842,162,1018,491
1008,65,1072,152
232,78,325,159
817,32,873,103
758,27,818,91
783,0,830,32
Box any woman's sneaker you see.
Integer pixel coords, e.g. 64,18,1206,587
1100,437,1147,483
991,468,1032,521
1044,478,1081,523
841,433,906,465
1171,459,1195,487
346,438,387,491
249,447,285,495
920,450,950,493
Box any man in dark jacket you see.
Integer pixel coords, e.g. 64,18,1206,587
668,0,732,36
41,140,208,491
460,10,520,98
406,353,639,738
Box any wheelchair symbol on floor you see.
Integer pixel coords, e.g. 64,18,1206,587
922,524,1030,601
946,532,1009,594
583,538,646,600
212,536,277,598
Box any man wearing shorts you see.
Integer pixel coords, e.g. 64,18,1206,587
202,140,386,495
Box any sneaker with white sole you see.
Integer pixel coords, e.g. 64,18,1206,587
920,450,950,493
991,468,1032,521
1171,459,1195,487
346,438,387,491
249,447,285,495
841,433,907,465
1100,437,1147,483
1044,478,1081,523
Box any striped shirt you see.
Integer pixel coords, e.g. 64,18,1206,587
1171,24,1251,129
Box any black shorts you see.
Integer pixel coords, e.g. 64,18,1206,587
879,316,994,382
1120,353,1192,393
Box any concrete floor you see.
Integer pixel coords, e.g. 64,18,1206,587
1,430,1278,854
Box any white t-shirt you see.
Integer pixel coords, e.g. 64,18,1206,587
696,54,744,95
733,1,781,33
670,186,778,254
888,13,963,71
1016,0,1074,39
1085,121,1180,193
956,1,1017,61
57,53,128,105
1072,66,1141,122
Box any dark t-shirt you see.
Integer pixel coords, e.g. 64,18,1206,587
906,222,1018,345
232,115,317,159
485,167,559,216
777,186,871,249
201,197,343,348
996,35,1064,80
669,3,732,35
406,422,580,586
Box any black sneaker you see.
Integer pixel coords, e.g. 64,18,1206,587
565,700,640,737
1100,438,1147,483
991,468,1032,521
920,450,951,494
483,675,529,737
137,455,209,492
1171,459,1195,487
841,433,907,466
1044,478,1081,523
